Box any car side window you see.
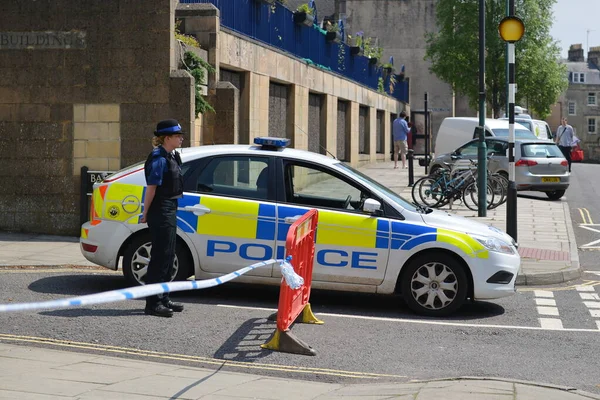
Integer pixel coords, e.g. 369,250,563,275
457,141,478,156
284,162,368,212
487,140,507,156
192,156,271,201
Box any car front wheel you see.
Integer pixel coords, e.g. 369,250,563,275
122,234,192,286
400,252,468,317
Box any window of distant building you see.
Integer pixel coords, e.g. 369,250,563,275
588,118,597,134
572,72,586,83
588,92,597,106
568,102,576,115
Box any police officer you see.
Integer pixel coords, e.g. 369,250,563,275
141,119,185,317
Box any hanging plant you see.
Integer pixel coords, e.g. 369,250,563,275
347,31,364,56
293,3,315,27
183,51,216,116
324,21,342,44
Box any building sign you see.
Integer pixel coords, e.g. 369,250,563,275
86,170,113,195
0,31,86,50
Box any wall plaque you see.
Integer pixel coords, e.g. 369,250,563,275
0,31,86,50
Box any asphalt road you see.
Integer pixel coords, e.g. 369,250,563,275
1,267,599,395
561,162,600,273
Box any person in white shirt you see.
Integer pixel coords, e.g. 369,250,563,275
555,118,574,172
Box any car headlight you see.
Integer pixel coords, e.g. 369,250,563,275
473,235,516,255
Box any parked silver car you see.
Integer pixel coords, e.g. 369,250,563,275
429,138,570,200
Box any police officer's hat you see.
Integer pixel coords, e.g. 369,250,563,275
154,119,184,136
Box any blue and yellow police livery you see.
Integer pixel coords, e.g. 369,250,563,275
80,137,520,316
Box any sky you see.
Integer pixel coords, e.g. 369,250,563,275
549,0,598,59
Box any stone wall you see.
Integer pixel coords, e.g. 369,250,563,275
0,0,195,235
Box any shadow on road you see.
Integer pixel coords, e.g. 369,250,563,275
213,317,275,362
27,274,505,321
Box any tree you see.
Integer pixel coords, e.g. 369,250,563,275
424,0,568,119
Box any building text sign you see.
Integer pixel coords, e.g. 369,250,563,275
0,31,86,50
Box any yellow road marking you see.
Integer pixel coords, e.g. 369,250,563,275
578,208,593,224
0,334,406,380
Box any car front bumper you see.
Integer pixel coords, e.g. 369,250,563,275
471,248,521,300
80,220,135,270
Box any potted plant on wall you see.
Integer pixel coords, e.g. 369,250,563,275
363,37,382,65
293,3,315,27
347,31,364,56
382,62,394,75
324,21,342,44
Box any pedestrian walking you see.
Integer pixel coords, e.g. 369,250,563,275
392,111,410,169
141,119,186,318
555,118,574,172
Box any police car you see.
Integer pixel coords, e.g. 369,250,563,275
80,137,520,317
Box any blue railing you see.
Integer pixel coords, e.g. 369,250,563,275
180,0,408,103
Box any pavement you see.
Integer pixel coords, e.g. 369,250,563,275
0,160,591,400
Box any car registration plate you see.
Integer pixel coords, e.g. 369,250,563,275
541,177,560,183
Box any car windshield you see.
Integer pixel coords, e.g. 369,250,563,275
336,163,418,212
491,128,537,139
521,143,564,158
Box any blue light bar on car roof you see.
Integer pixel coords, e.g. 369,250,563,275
254,137,290,148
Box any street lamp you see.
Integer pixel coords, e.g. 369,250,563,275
499,10,524,242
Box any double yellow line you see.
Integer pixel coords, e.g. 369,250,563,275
579,208,594,224
0,334,406,380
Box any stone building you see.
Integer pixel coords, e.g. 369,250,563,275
288,0,473,143
548,44,600,161
0,0,405,236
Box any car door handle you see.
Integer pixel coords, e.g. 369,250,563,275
284,215,303,224
181,205,211,216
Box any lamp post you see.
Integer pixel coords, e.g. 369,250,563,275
477,0,486,217
498,6,525,241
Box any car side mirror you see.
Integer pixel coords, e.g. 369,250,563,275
363,198,382,214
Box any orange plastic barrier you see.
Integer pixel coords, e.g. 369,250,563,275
277,209,318,332
262,209,323,355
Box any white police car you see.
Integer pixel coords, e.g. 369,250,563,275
80,137,520,316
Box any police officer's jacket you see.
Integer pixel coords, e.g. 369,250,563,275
144,146,183,199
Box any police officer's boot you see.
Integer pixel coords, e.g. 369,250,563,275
162,298,184,312
145,301,174,318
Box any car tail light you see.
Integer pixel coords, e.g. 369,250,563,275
560,160,568,167
515,159,538,167
81,243,98,253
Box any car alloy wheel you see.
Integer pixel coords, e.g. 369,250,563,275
401,252,468,317
122,234,190,286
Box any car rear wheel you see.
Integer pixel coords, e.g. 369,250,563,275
400,252,468,317
122,234,192,286
545,190,565,201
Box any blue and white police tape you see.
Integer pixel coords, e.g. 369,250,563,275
0,256,303,313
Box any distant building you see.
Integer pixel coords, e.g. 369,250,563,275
548,44,600,161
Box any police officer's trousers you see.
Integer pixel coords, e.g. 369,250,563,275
145,198,178,307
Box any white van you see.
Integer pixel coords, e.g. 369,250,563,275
434,117,537,156
498,117,554,141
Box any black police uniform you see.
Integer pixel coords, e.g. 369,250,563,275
143,121,185,317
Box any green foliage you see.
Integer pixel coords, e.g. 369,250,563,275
363,37,383,60
297,3,314,15
183,51,216,116
347,34,363,48
175,20,200,48
424,0,568,118
338,40,346,72
325,21,340,32
377,77,384,93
